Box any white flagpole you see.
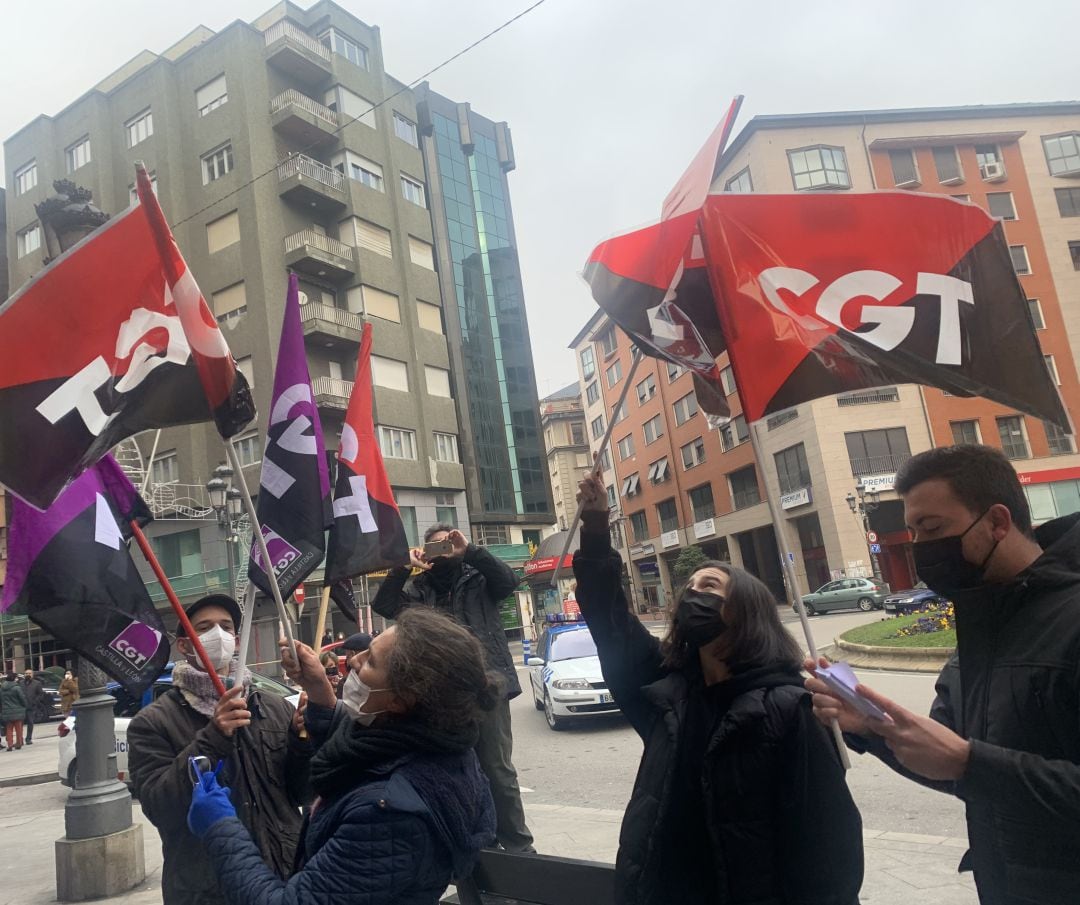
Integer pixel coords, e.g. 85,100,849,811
236,580,256,679
140,429,162,495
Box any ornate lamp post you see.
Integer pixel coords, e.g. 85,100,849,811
206,462,242,597
846,486,884,584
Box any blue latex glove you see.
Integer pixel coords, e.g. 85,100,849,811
187,761,236,838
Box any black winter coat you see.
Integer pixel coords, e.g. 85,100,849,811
850,512,1080,905
573,512,863,905
128,687,312,905
372,544,521,697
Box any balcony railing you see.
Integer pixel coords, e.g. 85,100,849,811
850,453,911,477
145,568,230,604
270,89,339,128
263,20,332,61
302,302,363,333
284,229,354,263
277,155,345,192
312,376,355,400
837,387,900,407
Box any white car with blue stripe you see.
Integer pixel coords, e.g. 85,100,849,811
527,622,620,730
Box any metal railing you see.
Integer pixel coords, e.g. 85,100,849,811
312,376,355,400
147,483,214,519
850,453,911,477
283,229,355,264
263,20,332,61
837,387,900,407
145,568,230,604
276,155,345,192
302,302,364,333
270,89,339,128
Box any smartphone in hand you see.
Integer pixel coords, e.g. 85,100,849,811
423,538,454,558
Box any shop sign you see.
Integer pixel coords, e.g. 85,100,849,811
859,473,896,493
693,517,716,539
780,487,812,510
661,530,680,549
629,543,655,556
523,554,574,576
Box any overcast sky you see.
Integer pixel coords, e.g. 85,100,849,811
3,0,1078,397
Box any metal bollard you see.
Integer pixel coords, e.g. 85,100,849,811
522,638,531,666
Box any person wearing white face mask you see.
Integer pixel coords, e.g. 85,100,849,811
128,594,313,905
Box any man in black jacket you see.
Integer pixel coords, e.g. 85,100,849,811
21,669,44,744
808,444,1080,905
372,524,534,853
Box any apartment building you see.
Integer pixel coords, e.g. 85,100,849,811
538,383,592,538
572,102,1080,605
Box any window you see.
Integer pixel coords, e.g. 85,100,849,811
681,437,706,470
212,282,247,323
987,192,1016,221
648,457,670,484
361,285,401,323
845,428,911,475
206,211,240,253
611,402,627,425
399,507,418,546
605,360,622,388
975,145,1004,180
720,365,736,396
1045,421,1075,456
643,415,663,445
352,220,393,257
1027,299,1045,330
621,473,641,498
585,382,600,405
202,143,234,184
151,452,179,486
337,153,384,191
667,362,685,382
729,466,761,510
196,74,227,116
788,145,850,190
617,434,635,460
1009,245,1031,275
656,499,679,533
408,236,434,270
154,529,202,578
1070,241,1080,271
416,301,443,334
888,149,919,186
1043,133,1080,177
580,346,596,380
599,447,612,471
1045,355,1061,386
372,356,409,392
16,224,41,259
932,146,962,184
326,86,376,129
400,175,427,208
719,415,749,452
394,112,418,147
570,422,585,445
636,375,656,403
434,432,459,463
425,365,452,397
232,432,262,467
1055,187,1080,218
320,28,369,69
236,356,254,392
951,194,971,202
724,168,753,193
629,511,649,544
65,136,91,173
774,443,811,495
127,172,159,206
673,392,698,426
688,484,715,522
597,328,617,357
125,109,153,147
950,420,981,445
13,160,36,196
591,415,606,441
378,426,417,460
435,492,458,527
606,484,617,509
997,416,1029,460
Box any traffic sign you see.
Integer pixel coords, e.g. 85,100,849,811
866,530,879,544
869,543,882,554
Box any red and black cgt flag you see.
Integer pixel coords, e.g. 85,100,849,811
0,165,255,509
324,323,410,583
699,192,1069,429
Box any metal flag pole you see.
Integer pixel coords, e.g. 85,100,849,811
551,347,644,588
139,429,162,495
747,419,850,769
236,580,257,679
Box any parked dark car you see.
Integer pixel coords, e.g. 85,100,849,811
883,583,948,616
794,577,890,615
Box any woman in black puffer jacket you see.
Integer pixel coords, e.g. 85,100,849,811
573,475,863,905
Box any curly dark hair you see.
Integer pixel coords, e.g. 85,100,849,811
384,608,501,734
660,560,802,673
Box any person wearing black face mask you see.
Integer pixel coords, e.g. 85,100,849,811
807,444,1080,905
572,475,863,905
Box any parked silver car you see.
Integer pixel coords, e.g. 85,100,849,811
794,577,889,615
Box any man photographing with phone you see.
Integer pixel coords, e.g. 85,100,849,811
372,524,535,853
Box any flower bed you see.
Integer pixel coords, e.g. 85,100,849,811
840,608,957,650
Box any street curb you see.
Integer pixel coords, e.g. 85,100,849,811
0,771,57,789
821,638,951,673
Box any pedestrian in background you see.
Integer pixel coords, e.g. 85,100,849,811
574,475,863,905
59,670,78,716
0,672,27,751
335,632,372,700
21,669,44,744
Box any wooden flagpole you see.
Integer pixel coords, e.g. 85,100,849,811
313,586,333,653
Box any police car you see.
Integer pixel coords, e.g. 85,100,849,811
527,619,620,730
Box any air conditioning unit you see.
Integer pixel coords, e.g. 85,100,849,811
980,161,1006,182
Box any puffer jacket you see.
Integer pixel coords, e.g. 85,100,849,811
372,544,521,697
0,681,26,721
203,703,496,905
573,511,862,905
850,512,1080,904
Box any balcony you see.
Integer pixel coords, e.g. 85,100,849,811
850,454,911,478
283,229,355,281
146,568,230,605
312,376,354,410
837,387,899,407
302,302,364,350
263,21,333,86
270,89,339,147
277,155,346,212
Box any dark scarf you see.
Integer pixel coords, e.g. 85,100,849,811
310,715,478,800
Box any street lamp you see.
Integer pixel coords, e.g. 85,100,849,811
206,463,240,597
846,486,884,583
